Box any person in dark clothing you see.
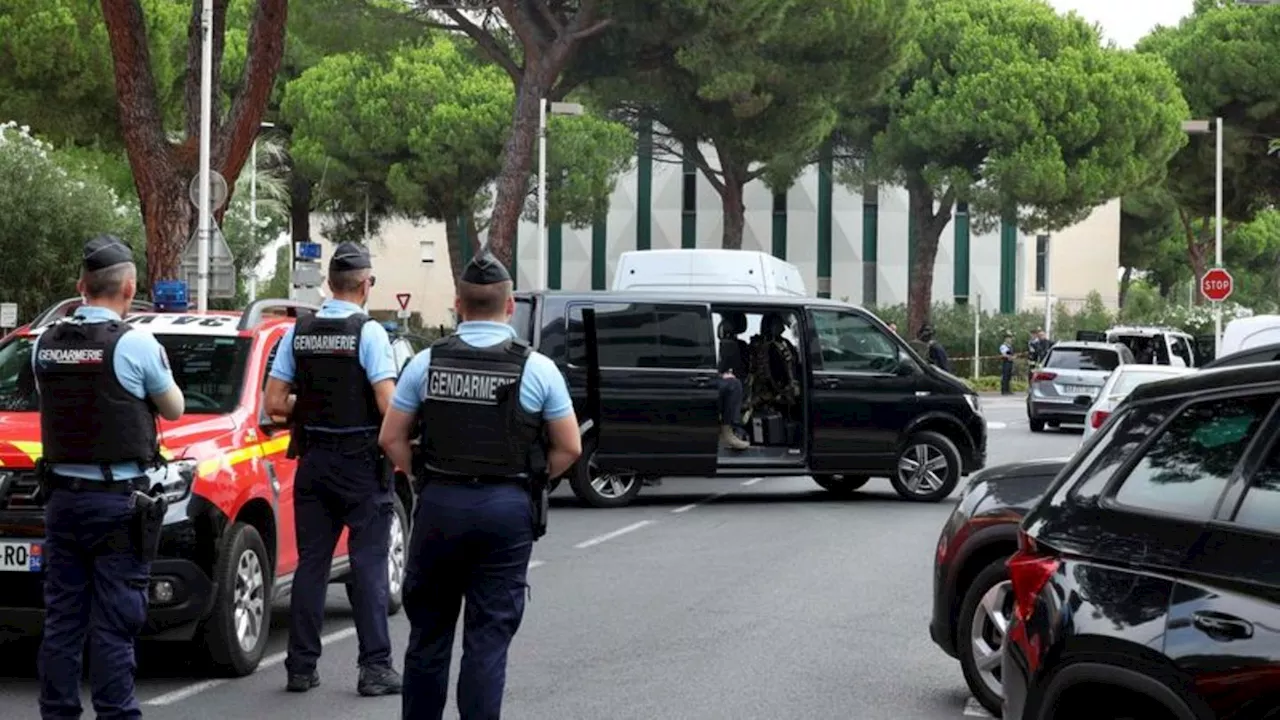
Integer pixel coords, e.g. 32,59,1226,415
999,334,1016,395
918,323,951,372
716,313,749,451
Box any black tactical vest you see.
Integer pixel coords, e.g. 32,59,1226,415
417,335,541,480
291,313,381,429
34,319,158,467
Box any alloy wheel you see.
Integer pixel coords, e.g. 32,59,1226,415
233,549,266,654
969,579,1013,701
896,443,950,495
387,509,406,598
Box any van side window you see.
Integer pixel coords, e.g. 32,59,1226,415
809,310,899,373
567,303,713,369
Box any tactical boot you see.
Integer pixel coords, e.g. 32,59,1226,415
358,664,403,696
720,425,749,451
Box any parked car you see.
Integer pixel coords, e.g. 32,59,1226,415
930,457,1070,715
1077,325,1201,367
1003,362,1280,720
1027,341,1134,432
1201,341,1280,370
512,291,988,507
0,298,415,676
1079,364,1193,443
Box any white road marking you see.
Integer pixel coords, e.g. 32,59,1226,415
986,421,1008,430
573,520,654,549
741,477,765,486
672,491,729,514
963,697,996,717
143,627,358,706
528,560,545,569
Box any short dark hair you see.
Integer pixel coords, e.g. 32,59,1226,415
81,263,136,299
457,280,512,318
329,268,369,294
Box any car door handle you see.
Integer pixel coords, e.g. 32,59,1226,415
817,376,840,389
689,375,712,387
1192,611,1254,640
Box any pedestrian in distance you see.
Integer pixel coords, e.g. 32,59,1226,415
34,235,186,720
265,241,403,697
378,250,582,720
999,333,1016,395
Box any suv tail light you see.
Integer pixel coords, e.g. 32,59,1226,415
1090,409,1110,429
1007,530,1061,622
1031,371,1057,382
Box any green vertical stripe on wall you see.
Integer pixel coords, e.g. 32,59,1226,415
681,149,697,249
592,215,607,290
861,184,877,306
953,202,970,304
637,119,653,251
816,141,833,298
458,214,472,266
771,192,787,260
1000,213,1018,314
548,224,563,290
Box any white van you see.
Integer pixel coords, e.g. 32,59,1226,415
1221,315,1280,356
611,249,807,296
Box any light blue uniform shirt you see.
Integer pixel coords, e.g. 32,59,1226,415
268,298,397,432
32,306,177,480
392,321,573,423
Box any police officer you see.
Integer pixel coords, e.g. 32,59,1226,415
34,235,185,719
378,251,581,720
264,241,403,696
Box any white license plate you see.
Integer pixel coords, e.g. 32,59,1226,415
1062,385,1096,396
0,540,42,572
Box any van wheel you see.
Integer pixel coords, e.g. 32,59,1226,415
203,523,272,677
386,493,409,616
570,453,642,508
890,431,962,503
1029,418,1046,433
813,475,869,495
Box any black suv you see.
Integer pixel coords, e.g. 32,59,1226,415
1003,362,1280,720
512,291,987,507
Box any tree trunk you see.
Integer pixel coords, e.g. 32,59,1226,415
1118,266,1133,308
905,177,956,339
719,173,747,250
289,173,313,243
1177,209,1209,305
141,176,195,282
484,69,557,269
444,215,467,280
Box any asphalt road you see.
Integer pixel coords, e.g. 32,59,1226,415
0,394,1083,720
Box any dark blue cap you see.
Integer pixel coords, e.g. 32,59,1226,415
460,251,511,285
330,241,372,272
83,234,133,271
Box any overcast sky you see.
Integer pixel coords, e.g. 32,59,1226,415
1047,0,1195,47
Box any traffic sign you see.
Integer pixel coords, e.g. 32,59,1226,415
1201,267,1234,303
396,293,411,310
0,303,16,328
295,242,322,260
397,309,411,320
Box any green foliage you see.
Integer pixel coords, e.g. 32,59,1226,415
0,0,187,146
283,37,634,231
0,122,144,320
843,0,1189,233
260,244,292,302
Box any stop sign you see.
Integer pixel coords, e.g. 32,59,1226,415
1201,267,1234,302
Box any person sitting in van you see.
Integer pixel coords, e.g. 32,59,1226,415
717,313,750,451
748,313,801,413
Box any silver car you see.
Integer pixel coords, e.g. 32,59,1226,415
1026,341,1134,432
1080,364,1193,443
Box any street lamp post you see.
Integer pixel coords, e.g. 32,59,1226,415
536,100,584,290
1182,118,1225,358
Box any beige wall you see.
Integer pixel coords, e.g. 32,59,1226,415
309,214,457,327
1018,198,1121,312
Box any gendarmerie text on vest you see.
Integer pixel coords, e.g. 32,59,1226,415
427,367,518,404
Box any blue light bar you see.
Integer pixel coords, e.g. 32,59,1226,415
153,281,189,312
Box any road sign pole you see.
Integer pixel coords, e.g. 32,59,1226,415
196,0,213,313
396,293,412,320
1214,116,1224,358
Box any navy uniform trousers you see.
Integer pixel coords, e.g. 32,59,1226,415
285,431,394,675
402,481,533,720
39,485,149,720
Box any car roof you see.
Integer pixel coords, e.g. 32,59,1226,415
1108,325,1189,336
16,298,316,340
1112,364,1190,375
1128,361,1280,403
1048,341,1124,351
515,289,861,311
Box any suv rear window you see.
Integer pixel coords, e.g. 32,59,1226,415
0,334,251,414
1045,347,1120,371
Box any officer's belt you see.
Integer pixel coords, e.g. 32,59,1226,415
304,429,378,449
47,473,147,495
428,474,526,487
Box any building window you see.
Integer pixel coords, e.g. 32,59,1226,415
419,239,435,263
1034,234,1048,292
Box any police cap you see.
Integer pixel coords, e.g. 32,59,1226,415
460,251,512,285
330,241,372,272
82,234,134,272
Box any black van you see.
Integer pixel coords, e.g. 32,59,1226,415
511,291,987,508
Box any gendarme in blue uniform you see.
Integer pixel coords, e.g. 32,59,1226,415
34,235,176,720
397,252,572,720
270,241,403,696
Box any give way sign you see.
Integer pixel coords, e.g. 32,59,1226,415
396,293,411,310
